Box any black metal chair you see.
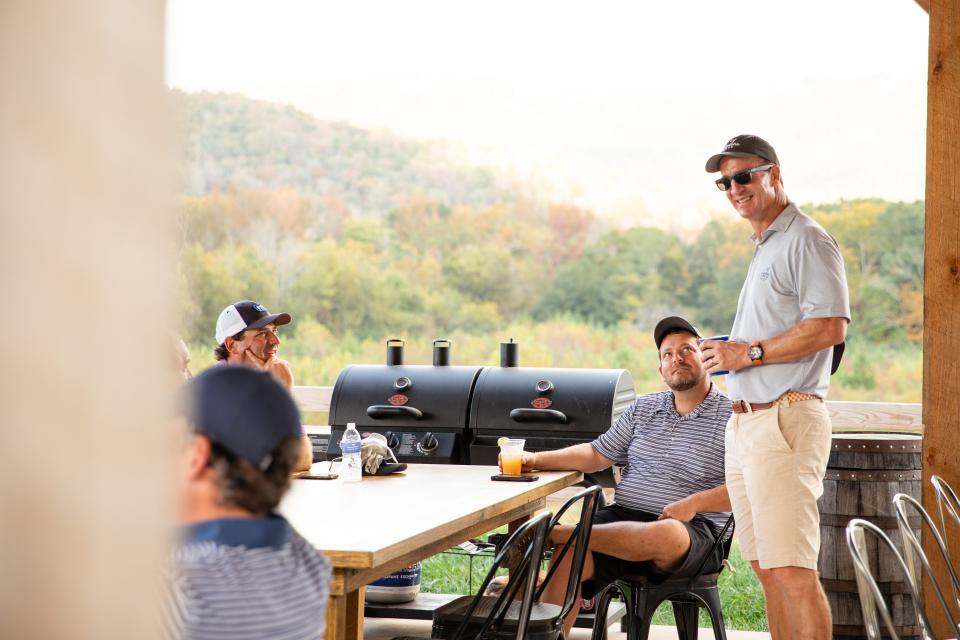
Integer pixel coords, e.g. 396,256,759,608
590,514,735,640
431,485,603,640
392,510,552,640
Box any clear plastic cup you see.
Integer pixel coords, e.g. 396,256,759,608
499,438,525,475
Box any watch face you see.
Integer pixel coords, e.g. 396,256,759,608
749,346,762,361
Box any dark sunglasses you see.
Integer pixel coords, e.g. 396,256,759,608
715,163,774,191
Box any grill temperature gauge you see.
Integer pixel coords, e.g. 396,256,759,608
394,376,412,391
535,379,554,394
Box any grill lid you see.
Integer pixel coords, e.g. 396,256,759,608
469,366,636,438
329,364,483,430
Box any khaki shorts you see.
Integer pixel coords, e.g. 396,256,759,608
725,398,832,570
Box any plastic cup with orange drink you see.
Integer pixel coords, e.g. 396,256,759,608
498,437,526,475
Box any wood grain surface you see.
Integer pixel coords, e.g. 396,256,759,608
924,0,960,635
280,464,581,640
293,386,924,433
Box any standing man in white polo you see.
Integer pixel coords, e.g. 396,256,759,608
699,135,850,640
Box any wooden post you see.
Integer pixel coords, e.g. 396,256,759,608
923,0,960,634
0,1,175,638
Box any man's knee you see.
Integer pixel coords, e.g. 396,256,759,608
767,566,822,596
750,561,776,588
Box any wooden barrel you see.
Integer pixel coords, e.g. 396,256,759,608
817,433,922,639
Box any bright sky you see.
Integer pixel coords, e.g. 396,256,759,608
166,0,929,228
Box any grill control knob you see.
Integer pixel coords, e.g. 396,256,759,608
384,431,401,449
418,432,438,453
394,376,412,391
535,379,554,394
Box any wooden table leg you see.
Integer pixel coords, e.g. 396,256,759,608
325,587,365,640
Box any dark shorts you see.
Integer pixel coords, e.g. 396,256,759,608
581,504,723,598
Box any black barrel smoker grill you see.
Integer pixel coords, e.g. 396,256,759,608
325,339,636,485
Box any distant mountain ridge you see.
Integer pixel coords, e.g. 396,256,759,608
177,90,528,218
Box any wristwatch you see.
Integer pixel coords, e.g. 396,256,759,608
749,342,764,365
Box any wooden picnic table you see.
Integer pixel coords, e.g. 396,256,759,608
279,463,582,640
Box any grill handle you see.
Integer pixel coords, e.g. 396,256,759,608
367,404,424,419
509,408,568,424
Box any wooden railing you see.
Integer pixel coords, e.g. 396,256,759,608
291,386,922,434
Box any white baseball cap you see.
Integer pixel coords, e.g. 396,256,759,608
215,300,291,345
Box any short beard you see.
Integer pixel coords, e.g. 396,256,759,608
666,374,701,392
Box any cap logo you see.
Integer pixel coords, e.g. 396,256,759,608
253,304,267,313
724,141,740,150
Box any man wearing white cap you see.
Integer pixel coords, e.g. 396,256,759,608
214,300,312,471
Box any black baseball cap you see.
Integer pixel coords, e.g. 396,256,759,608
215,300,292,345
184,366,302,470
654,316,702,350
705,134,780,173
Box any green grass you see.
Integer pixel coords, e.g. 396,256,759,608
421,540,768,632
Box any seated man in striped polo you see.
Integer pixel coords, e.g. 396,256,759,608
165,366,331,640
523,316,733,638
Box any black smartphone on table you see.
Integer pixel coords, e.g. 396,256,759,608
295,472,339,480
491,474,539,482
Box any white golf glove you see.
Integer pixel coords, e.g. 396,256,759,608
361,433,397,474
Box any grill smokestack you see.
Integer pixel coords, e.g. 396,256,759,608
500,339,518,368
386,338,405,366
433,339,451,366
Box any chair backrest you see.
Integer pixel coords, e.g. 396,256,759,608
932,474,960,607
846,518,932,640
449,510,552,640
536,485,603,621
891,492,960,634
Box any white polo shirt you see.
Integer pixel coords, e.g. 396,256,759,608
727,203,850,403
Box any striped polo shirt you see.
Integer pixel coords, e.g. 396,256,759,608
163,515,331,640
592,384,732,532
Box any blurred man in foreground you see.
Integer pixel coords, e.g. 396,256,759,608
214,300,312,471
164,366,331,640
519,316,732,637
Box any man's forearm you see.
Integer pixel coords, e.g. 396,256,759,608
759,317,847,365
687,485,731,513
531,443,612,473
294,434,312,472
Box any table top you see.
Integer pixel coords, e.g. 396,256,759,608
279,463,581,571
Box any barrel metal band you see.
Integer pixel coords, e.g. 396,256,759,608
831,439,922,452
821,579,915,595
820,513,921,529
824,469,922,481
832,623,921,635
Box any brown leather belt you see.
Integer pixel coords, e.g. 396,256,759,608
731,391,819,414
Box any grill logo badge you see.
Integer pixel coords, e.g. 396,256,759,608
389,394,409,406
531,397,552,409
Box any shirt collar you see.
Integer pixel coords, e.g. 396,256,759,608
183,514,290,549
655,383,717,420
752,202,800,244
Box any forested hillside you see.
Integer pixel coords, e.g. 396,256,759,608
176,92,924,401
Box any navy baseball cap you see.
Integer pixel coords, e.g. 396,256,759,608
215,300,292,346
654,316,701,350
705,134,780,173
184,366,302,470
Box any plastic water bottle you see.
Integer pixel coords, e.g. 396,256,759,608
341,423,362,483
